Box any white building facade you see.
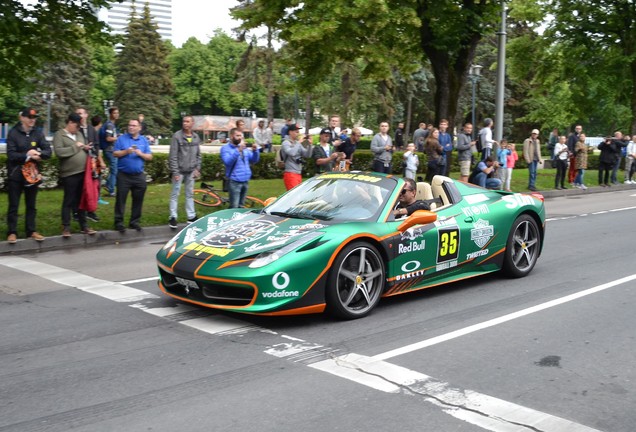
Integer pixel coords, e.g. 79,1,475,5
99,0,173,41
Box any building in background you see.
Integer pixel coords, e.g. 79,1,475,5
99,0,173,41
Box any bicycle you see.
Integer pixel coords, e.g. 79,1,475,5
193,182,266,208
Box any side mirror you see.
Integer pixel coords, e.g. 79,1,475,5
397,210,437,232
264,197,277,207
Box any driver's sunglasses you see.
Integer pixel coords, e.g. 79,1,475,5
401,188,413,195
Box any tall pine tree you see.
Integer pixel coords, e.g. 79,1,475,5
115,2,174,136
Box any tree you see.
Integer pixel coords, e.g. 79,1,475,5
231,0,502,129
115,3,174,136
542,0,636,134
169,32,261,118
0,0,117,89
23,39,94,133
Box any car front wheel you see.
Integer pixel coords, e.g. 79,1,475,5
502,214,541,278
326,242,385,319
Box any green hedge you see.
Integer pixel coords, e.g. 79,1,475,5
0,150,613,191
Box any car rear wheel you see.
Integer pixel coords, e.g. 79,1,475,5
326,242,385,319
502,214,541,278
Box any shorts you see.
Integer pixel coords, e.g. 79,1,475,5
459,160,471,176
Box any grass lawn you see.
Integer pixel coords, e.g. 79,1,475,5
0,168,622,238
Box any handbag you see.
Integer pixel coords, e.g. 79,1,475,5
22,160,42,186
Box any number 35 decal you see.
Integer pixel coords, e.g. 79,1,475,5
437,227,459,262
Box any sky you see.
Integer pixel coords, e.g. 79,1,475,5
172,0,241,47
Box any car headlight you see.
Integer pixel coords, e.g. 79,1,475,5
249,231,324,268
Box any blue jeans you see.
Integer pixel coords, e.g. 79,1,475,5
104,150,118,194
527,160,538,188
170,172,195,220
574,169,585,185
474,172,502,189
611,157,621,183
228,179,248,208
481,147,492,161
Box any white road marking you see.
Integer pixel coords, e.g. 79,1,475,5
119,276,159,285
0,256,157,302
372,273,636,361
310,353,601,432
546,204,636,221
0,256,254,335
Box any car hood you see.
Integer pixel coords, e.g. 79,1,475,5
162,210,334,262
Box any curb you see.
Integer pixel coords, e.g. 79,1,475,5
537,182,636,199
0,224,177,256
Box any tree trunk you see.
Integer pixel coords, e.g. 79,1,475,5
631,60,636,135
418,2,481,131
266,27,275,123
305,94,312,130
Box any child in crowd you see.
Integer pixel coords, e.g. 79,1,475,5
504,141,518,192
403,142,419,179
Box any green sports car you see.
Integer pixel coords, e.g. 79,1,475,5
156,172,545,319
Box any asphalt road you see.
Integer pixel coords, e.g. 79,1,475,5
1,190,635,432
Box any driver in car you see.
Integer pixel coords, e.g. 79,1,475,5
393,178,431,218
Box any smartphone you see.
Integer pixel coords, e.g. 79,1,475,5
131,144,138,150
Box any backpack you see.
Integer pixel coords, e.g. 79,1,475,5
475,132,483,153
99,120,115,150
275,147,286,169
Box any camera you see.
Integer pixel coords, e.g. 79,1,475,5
295,157,306,165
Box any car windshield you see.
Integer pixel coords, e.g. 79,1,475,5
265,173,395,221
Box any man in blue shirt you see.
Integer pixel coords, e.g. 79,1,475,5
113,118,152,232
220,127,260,208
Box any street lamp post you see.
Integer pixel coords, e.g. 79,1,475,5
102,99,114,117
41,92,55,137
468,64,482,139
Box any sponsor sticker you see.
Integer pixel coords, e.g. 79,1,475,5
462,204,489,218
400,227,425,241
467,249,489,260
262,272,299,298
398,239,426,254
184,242,234,257
502,193,537,209
471,219,494,248
201,220,277,247
316,173,382,183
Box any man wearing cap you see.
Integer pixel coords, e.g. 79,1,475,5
313,128,346,173
523,129,544,191
5,108,52,243
53,113,97,237
281,124,312,190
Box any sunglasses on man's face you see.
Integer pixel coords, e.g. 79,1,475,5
401,188,413,195
27,116,37,119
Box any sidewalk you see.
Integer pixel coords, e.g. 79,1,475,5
1,182,634,256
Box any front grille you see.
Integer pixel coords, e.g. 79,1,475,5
160,268,254,306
